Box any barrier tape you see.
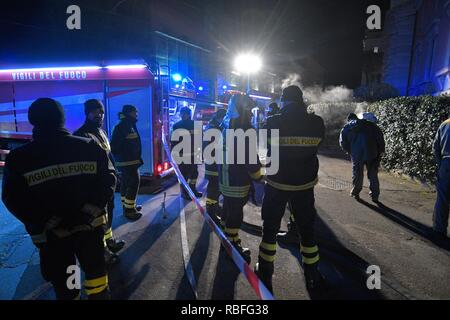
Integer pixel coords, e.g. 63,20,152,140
162,128,274,300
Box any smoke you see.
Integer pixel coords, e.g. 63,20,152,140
281,73,302,89
281,73,354,104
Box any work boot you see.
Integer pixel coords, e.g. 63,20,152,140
106,238,125,254
254,262,274,294
105,249,119,266
231,239,251,264
124,208,142,221
190,184,203,198
304,264,326,292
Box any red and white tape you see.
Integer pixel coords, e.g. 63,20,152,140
162,129,274,300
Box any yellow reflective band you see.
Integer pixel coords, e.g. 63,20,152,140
189,179,197,184
31,233,47,244
84,275,108,288
124,198,136,205
290,213,296,222
270,136,322,147
259,252,276,262
228,235,240,242
205,170,219,176
85,284,108,295
24,162,97,186
116,160,141,167
225,228,240,235
90,215,107,228
123,203,135,209
121,196,126,201
125,133,139,139
301,245,319,254
104,228,113,240
302,255,320,265
260,242,277,251
206,198,218,205
249,169,262,180
266,177,318,192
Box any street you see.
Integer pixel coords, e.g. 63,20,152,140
1,149,449,300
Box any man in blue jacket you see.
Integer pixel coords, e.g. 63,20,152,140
433,119,450,240
340,112,385,202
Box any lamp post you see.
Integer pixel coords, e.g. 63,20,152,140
234,54,262,94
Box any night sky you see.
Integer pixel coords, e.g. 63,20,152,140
0,0,390,88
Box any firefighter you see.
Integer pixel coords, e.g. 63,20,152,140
2,98,116,300
74,99,125,261
172,107,203,200
432,118,450,240
219,94,262,263
111,105,143,221
255,86,325,294
339,112,385,202
203,108,227,226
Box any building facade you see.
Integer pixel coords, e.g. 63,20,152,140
383,0,450,96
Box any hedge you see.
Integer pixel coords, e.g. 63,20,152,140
368,96,450,183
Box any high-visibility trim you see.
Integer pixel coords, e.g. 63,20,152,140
301,245,319,254
85,284,108,295
290,213,296,222
219,184,251,198
206,198,218,205
266,177,318,191
225,227,240,235
302,254,320,265
121,196,126,202
249,169,262,180
260,242,277,251
259,252,276,262
269,136,322,147
116,160,141,167
104,228,113,240
205,170,218,177
125,133,139,139
123,203,135,209
90,215,107,228
84,275,108,288
124,198,136,205
23,162,97,186
189,179,197,184
31,232,47,244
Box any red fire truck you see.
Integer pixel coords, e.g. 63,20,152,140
0,61,173,184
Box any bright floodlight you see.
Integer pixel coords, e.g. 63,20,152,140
234,54,262,74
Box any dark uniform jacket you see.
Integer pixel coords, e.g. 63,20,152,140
434,119,450,166
218,120,262,198
111,116,143,169
265,102,325,191
2,129,117,246
73,121,115,165
339,119,385,162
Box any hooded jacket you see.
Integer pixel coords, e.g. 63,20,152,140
339,119,385,162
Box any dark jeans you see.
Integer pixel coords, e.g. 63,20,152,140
433,159,450,234
39,227,108,300
120,166,140,209
351,158,380,199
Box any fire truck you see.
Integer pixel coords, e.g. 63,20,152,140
0,60,175,187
